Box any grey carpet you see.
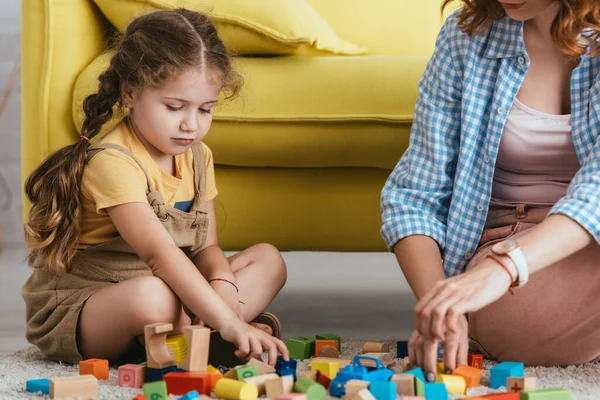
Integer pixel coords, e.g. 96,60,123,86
1,340,599,399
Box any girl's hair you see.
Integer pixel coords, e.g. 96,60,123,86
442,0,600,58
24,8,243,274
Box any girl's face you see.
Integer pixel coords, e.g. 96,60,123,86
496,0,557,21
124,67,222,158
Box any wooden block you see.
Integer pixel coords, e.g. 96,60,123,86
318,372,331,389
520,388,570,399
133,394,148,400
315,340,338,357
452,365,482,388
434,374,466,395
166,334,189,364
294,377,327,400
144,322,176,369
391,374,414,396
490,362,524,389
276,394,307,400
360,353,396,368
467,394,519,399
265,375,295,398
26,378,50,395
79,358,109,380
178,390,202,400
287,338,312,360
507,377,537,392
468,353,484,369
315,334,342,351
247,357,276,375
311,360,339,380
118,363,145,388
147,365,178,382
50,375,98,399
215,377,258,400
297,370,318,381
143,380,168,400
310,357,352,368
319,344,339,358
179,326,210,372
362,341,389,354
164,371,214,395
345,388,376,400
299,336,317,357
207,365,221,374
242,373,279,396
344,379,370,396
235,365,258,380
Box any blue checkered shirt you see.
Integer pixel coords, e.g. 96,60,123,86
381,12,600,278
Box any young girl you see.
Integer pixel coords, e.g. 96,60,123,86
381,0,600,381
22,8,289,366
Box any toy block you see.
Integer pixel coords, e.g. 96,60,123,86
319,345,339,358
26,378,50,395
315,340,338,357
79,358,109,380
391,374,414,395
166,334,189,364
147,365,177,382
50,375,98,399
297,370,318,381
215,377,258,400
317,372,331,389
362,341,389,354
247,357,276,375
490,362,524,389
242,372,279,396
276,356,297,379
452,365,482,388
276,394,308,400
311,360,339,380
133,394,148,400
311,357,352,368
404,368,425,397
118,363,146,388
315,334,342,351
287,338,313,360
345,388,376,400
143,380,168,400
397,341,409,359
345,379,370,396
235,365,259,380
179,325,210,372
265,375,294,398
467,394,519,399
434,374,465,395
361,352,396,368
507,377,536,392
179,390,201,400
404,367,426,383
294,377,327,400
521,388,571,399
144,322,176,369
436,360,445,375
369,381,396,400
400,397,426,400
424,382,448,400
163,371,213,395
299,336,317,356
468,353,484,369
402,356,413,372
207,364,221,374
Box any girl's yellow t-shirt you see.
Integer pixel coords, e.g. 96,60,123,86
78,119,217,249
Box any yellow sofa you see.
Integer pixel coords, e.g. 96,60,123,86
22,0,445,251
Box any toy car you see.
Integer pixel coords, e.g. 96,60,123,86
329,356,394,397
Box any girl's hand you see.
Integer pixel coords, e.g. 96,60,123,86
414,258,512,342
219,319,290,366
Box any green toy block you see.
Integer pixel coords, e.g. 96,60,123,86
234,365,258,380
143,380,168,399
315,334,341,351
299,336,316,356
414,375,425,396
287,338,312,360
294,377,327,400
521,388,571,399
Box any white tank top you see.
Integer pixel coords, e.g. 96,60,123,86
490,97,580,207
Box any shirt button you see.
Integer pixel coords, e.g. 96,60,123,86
464,252,473,260
485,155,491,163
518,55,526,65
477,203,485,211
498,107,506,115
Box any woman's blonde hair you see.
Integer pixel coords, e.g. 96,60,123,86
442,0,600,58
24,9,243,275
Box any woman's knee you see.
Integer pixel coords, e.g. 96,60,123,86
255,243,287,287
126,276,181,326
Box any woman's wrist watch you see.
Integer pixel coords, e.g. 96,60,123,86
491,239,529,288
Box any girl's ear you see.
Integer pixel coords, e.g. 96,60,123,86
121,83,135,108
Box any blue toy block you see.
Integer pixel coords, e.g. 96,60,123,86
26,378,50,395
404,367,426,383
146,365,177,382
424,382,449,400
397,341,409,359
490,362,524,389
369,381,396,400
179,390,201,399
276,356,297,380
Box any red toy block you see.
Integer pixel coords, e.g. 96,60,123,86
468,353,483,369
317,372,331,389
315,340,338,357
133,394,148,400
118,364,146,388
79,358,109,380
164,371,222,395
468,393,519,399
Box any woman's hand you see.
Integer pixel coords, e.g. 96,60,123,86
414,258,513,343
219,319,289,366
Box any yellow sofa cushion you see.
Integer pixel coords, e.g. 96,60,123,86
73,52,426,169
92,0,366,56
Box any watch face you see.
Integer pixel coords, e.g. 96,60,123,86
493,239,519,254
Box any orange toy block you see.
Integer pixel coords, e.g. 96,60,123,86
79,358,109,380
468,353,483,369
315,340,339,357
133,394,147,400
179,325,211,372
50,375,98,399
507,377,537,392
118,364,146,388
144,322,176,369
164,371,221,395
452,365,482,388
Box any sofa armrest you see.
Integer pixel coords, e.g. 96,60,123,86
21,0,111,219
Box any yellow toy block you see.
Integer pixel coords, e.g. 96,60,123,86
435,374,466,395
166,334,188,364
436,360,445,375
214,378,258,400
207,365,222,375
311,360,340,380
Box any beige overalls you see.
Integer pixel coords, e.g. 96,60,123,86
22,143,210,364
